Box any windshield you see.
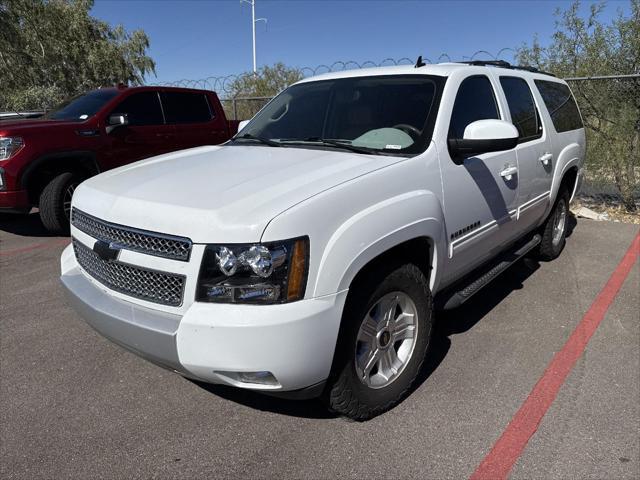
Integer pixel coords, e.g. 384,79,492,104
45,89,119,121
234,75,444,155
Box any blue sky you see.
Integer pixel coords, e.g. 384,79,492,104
91,0,630,84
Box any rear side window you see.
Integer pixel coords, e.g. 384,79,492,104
449,75,500,139
500,77,542,143
161,92,213,124
111,92,164,126
534,80,583,133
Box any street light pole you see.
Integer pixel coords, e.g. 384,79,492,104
251,0,256,73
241,0,267,73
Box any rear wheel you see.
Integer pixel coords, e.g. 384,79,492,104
39,172,78,234
325,263,433,420
537,188,570,260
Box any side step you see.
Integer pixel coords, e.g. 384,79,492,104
439,234,541,310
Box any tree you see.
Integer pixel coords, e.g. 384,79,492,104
226,62,304,120
516,0,639,211
0,0,155,111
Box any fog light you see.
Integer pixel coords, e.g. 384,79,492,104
215,370,279,386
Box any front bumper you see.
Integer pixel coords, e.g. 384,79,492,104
60,244,347,393
0,188,30,211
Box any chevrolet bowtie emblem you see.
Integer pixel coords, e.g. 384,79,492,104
93,240,120,262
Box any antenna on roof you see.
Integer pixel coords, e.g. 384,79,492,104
415,55,426,68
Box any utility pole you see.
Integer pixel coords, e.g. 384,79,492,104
240,0,267,73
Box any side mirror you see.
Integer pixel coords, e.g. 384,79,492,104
237,119,250,132
106,113,129,133
448,119,518,159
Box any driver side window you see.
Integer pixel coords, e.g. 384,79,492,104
110,92,164,126
449,76,500,139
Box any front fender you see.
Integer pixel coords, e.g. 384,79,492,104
316,191,445,296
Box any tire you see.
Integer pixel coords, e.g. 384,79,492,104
39,172,78,234
325,263,433,420
537,188,570,261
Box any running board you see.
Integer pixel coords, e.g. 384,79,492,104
440,234,541,310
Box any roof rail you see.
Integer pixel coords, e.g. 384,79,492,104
457,60,556,77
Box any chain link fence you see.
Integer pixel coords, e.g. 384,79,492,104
565,75,639,213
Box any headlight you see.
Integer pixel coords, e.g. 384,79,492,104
196,237,309,304
0,137,24,160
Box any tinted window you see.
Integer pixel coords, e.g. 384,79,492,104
449,76,500,139
500,77,542,142
161,92,212,124
257,81,332,141
46,89,119,121
534,80,582,132
112,92,164,126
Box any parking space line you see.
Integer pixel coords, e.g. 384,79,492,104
0,239,70,257
470,232,640,480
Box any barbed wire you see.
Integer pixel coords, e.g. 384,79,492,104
155,50,519,95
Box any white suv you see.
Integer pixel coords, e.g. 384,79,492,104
61,60,585,420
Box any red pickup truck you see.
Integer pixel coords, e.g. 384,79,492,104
0,85,239,233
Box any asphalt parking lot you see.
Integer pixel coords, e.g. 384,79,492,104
1,212,638,479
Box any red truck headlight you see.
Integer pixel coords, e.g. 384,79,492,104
0,136,24,161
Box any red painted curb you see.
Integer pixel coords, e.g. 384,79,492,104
470,232,640,480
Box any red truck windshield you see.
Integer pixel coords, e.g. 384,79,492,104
45,89,119,121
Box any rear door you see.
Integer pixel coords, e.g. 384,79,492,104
103,91,175,167
437,74,520,283
160,91,228,150
498,76,553,232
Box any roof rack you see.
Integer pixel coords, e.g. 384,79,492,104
457,60,556,77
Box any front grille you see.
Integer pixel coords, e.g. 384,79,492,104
71,208,192,261
73,239,185,307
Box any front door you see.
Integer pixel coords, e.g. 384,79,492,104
102,91,175,168
437,74,520,285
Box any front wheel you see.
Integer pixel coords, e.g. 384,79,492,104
39,172,79,234
325,264,433,420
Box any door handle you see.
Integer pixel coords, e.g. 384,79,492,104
539,152,553,165
500,165,518,180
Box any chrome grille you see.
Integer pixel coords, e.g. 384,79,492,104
71,208,192,261
73,239,185,307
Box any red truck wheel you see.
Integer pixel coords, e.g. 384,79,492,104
39,172,78,234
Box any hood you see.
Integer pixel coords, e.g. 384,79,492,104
73,145,401,243
0,117,84,134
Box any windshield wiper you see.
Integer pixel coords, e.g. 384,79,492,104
283,137,379,155
233,133,282,147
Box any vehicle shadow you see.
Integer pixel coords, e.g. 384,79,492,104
191,380,338,419
191,215,578,419
0,211,64,237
